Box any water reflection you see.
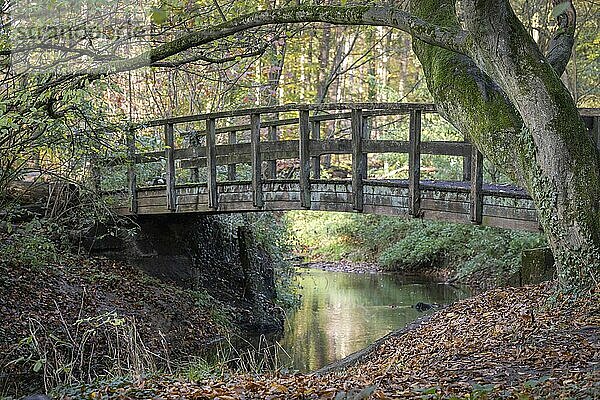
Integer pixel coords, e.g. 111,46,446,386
278,268,469,372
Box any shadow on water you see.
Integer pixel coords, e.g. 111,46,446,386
277,268,470,372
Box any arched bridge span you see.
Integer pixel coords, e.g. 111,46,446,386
101,103,600,232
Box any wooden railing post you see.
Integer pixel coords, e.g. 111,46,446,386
362,116,370,181
351,109,365,212
311,119,321,179
299,109,311,209
90,154,101,192
228,131,237,180
408,109,421,217
267,122,278,179
470,145,484,224
206,118,218,210
462,134,472,181
251,113,263,208
126,127,138,214
164,123,177,211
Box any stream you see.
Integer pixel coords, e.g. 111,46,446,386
277,267,470,372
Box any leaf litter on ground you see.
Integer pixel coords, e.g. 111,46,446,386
62,282,600,399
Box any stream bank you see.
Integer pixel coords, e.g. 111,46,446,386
0,213,290,398
77,281,600,399
285,211,549,293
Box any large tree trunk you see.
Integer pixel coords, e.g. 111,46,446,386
410,0,600,293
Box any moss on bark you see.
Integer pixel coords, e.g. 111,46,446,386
409,0,600,294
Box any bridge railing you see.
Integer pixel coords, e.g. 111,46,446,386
100,103,600,226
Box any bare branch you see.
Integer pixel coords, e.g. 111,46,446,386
62,5,469,80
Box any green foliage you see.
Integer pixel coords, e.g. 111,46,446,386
0,218,64,270
285,211,546,284
284,211,371,261
246,213,300,310
192,290,233,329
378,222,471,269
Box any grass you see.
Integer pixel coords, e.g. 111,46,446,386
183,334,292,381
192,290,234,330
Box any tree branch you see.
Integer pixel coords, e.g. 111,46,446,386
546,0,576,77
152,43,270,68
60,5,468,80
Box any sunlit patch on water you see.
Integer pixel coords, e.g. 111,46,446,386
278,267,470,372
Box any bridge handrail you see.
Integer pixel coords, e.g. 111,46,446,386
96,103,599,228
141,102,437,128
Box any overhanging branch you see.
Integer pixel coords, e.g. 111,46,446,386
60,5,469,80
152,43,270,68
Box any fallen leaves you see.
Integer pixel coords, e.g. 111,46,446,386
94,282,599,399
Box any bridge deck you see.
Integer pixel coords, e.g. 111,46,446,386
108,179,539,231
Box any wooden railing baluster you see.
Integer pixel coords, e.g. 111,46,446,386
267,123,278,179
190,130,200,183
408,109,422,217
362,116,370,183
164,123,177,211
126,127,138,214
206,118,218,210
352,109,365,212
470,146,484,224
251,113,263,208
190,168,200,182
311,119,321,179
299,109,311,209
462,134,472,181
228,130,237,180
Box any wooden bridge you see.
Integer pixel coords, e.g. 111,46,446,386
102,103,600,232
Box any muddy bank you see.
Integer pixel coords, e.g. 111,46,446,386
300,261,383,274
0,214,286,397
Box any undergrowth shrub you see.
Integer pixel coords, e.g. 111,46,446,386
0,218,66,270
378,222,472,269
285,211,546,283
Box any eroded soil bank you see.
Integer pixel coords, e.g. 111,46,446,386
76,282,599,399
0,214,286,397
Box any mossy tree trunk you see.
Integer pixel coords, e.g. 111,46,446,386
409,0,600,294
